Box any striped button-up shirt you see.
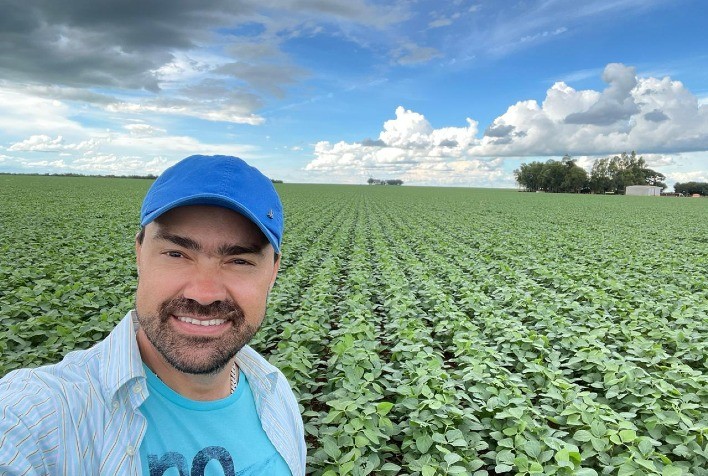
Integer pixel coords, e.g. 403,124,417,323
0,311,306,475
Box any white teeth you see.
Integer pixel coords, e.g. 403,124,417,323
176,316,226,326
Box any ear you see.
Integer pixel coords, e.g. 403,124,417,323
268,254,281,291
135,231,143,275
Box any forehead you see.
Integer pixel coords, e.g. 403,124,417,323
150,205,268,245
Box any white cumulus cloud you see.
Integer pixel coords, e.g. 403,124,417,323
306,63,708,185
476,63,708,156
8,135,100,152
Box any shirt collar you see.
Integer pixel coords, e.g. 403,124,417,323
235,345,279,395
99,311,146,401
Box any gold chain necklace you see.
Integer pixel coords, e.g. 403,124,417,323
229,362,238,394
149,362,238,396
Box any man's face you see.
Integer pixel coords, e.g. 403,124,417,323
135,205,279,375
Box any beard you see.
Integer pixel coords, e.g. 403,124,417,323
137,296,259,375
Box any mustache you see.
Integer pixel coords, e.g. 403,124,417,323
159,297,245,323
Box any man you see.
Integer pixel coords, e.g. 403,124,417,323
0,155,306,475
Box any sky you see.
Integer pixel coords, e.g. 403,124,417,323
0,0,707,190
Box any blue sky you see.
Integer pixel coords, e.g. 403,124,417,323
0,0,706,189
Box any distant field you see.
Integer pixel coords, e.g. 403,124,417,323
1,175,707,475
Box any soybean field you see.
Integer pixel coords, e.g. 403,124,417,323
1,175,707,476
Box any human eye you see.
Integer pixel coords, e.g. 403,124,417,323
227,257,254,266
164,250,185,259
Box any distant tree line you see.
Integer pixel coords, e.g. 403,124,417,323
1,172,288,183
367,178,403,186
514,152,667,194
0,172,157,179
674,182,708,196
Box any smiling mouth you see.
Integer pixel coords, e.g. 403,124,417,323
175,316,228,327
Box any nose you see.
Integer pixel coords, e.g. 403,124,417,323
182,265,228,306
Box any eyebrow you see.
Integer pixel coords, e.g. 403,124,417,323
154,230,265,256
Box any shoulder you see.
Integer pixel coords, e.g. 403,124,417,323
1,345,100,394
0,368,65,473
2,344,103,394
0,367,63,418
1,312,143,425
0,342,130,474
0,344,108,434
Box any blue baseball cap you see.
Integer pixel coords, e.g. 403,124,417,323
140,155,283,254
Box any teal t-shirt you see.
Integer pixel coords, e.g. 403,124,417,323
139,365,291,476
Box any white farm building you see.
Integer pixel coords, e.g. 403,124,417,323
626,185,662,196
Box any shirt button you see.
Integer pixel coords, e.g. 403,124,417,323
132,383,141,394
126,445,135,456
113,401,119,410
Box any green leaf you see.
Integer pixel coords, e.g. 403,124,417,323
634,458,657,472
380,463,401,472
661,466,684,476
446,429,465,442
447,466,468,474
496,449,515,465
340,461,355,474
514,455,529,471
529,462,544,474
354,433,369,448
573,430,593,442
376,401,394,416
363,428,380,444
591,420,607,438
617,462,637,476
416,433,434,453
637,438,654,457
672,445,691,458
422,465,436,476
524,440,542,459
554,447,580,468
323,437,341,459
619,429,637,443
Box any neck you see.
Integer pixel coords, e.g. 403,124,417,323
136,329,236,401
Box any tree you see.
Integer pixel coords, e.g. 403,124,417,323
540,160,567,193
674,182,708,196
562,165,590,193
590,158,614,193
560,155,590,193
589,152,666,193
514,161,546,191
367,177,403,185
514,156,588,193
642,169,666,189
